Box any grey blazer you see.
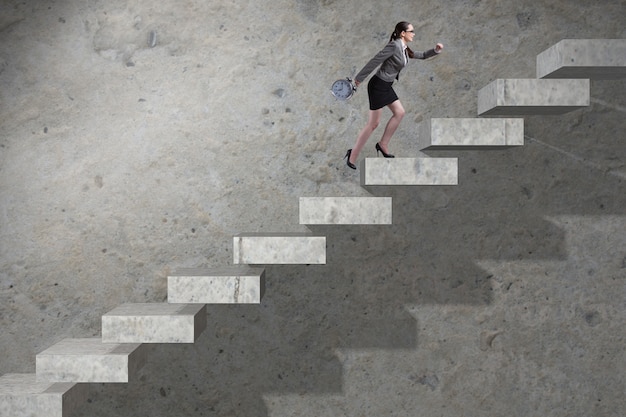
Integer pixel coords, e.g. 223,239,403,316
355,38,438,84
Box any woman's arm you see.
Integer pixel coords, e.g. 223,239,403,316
354,41,397,85
413,43,444,59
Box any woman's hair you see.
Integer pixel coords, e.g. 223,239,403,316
390,21,415,58
390,21,411,41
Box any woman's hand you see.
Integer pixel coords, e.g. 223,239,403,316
435,43,444,53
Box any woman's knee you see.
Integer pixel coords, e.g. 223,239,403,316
366,114,381,130
387,102,405,120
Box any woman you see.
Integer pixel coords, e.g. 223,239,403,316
344,21,443,169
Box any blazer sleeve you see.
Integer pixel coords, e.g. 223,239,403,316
354,41,396,83
412,48,439,60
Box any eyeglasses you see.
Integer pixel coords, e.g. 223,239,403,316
405,30,415,33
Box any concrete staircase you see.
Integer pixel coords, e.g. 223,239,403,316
1,38,624,416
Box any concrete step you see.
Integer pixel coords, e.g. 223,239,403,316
299,197,392,225
168,267,266,304
418,118,524,150
537,39,626,79
36,338,147,383
478,78,590,115
233,233,326,265
360,157,458,186
0,373,87,417
102,303,207,344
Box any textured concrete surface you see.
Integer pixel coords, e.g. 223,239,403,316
233,234,327,264
168,267,266,304
477,78,590,115
0,373,88,417
419,117,524,149
36,338,147,383
0,0,625,416
299,197,392,224
102,303,207,343
360,157,458,186
537,38,626,79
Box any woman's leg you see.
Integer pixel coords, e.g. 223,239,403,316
349,108,382,164
377,100,405,153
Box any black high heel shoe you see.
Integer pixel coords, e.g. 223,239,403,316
376,143,395,158
344,149,356,170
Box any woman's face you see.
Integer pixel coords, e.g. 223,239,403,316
402,24,415,42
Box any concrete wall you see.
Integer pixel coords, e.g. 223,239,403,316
1,0,624,415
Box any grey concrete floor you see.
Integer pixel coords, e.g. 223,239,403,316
1,0,625,416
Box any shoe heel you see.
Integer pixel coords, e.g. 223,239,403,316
375,143,395,158
344,149,356,170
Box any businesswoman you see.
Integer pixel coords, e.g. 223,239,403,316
345,21,443,169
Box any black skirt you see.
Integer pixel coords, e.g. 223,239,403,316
367,75,398,110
